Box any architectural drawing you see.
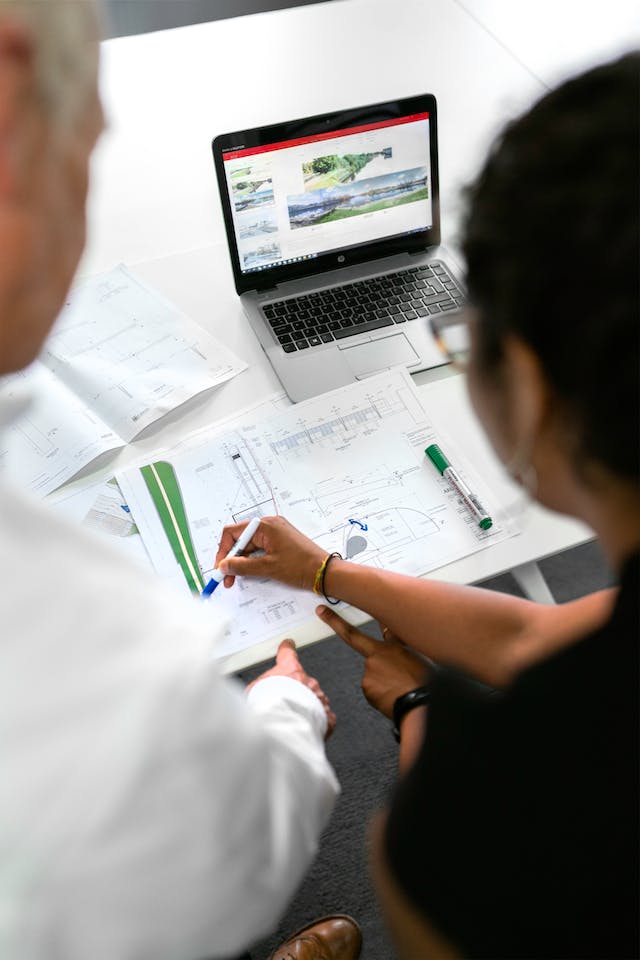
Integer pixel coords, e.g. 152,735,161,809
0,265,247,496
118,369,513,660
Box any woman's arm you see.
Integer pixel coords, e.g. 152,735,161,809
322,557,615,686
217,517,615,688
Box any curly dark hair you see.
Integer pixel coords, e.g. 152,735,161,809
462,52,639,482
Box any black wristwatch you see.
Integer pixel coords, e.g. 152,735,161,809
392,685,431,742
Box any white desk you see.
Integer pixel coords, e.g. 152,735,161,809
61,0,637,667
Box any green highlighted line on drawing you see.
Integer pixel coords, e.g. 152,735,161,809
140,461,204,593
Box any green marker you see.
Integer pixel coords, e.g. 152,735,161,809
425,443,493,530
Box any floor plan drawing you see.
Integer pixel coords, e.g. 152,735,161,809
117,369,516,660
317,506,440,563
225,440,278,522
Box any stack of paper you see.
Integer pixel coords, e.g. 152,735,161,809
117,369,515,661
0,265,247,495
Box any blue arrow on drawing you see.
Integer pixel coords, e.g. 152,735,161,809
348,518,368,531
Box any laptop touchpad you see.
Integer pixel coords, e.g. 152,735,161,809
339,333,419,378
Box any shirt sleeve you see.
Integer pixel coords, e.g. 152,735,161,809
32,600,339,960
247,674,328,739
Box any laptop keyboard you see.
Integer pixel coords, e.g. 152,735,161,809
261,261,464,353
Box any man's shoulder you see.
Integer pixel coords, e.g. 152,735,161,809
0,480,220,675
0,480,153,585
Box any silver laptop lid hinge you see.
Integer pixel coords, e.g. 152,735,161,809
257,288,278,301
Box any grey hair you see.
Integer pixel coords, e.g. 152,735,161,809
0,0,101,128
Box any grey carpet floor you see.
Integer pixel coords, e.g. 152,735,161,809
237,539,613,959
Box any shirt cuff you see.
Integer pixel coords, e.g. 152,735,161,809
247,676,328,739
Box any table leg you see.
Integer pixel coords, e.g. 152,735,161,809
511,561,556,604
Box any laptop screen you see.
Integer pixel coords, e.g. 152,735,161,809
213,94,440,293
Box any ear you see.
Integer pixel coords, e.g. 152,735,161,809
501,333,552,451
0,16,37,198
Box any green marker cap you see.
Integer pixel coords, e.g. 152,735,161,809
425,444,450,476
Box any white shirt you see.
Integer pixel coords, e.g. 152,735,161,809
0,473,338,959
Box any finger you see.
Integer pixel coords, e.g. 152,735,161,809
378,621,405,645
325,708,337,739
250,515,281,549
220,554,271,579
309,687,330,712
302,676,330,709
239,515,286,554
278,638,296,652
214,523,250,568
275,638,299,669
316,605,379,657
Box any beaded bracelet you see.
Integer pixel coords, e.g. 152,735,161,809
312,551,342,605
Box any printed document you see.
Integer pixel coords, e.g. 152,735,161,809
0,265,247,495
117,369,516,661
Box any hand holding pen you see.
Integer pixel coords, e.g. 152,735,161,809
211,516,337,736
214,515,326,592
202,516,262,596
212,442,493,599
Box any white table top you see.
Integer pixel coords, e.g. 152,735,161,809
84,0,541,275
59,0,638,666
85,0,639,278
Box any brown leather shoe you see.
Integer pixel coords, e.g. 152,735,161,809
267,914,362,960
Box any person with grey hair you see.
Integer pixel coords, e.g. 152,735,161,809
0,4,361,958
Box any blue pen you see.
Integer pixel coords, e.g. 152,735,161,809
202,516,261,597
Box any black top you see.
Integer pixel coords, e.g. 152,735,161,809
385,553,639,959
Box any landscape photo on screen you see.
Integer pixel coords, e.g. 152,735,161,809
288,154,428,229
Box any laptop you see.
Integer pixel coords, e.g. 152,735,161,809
212,93,464,401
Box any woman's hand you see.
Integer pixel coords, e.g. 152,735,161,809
215,515,327,592
247,638,336,738
316,605,430,719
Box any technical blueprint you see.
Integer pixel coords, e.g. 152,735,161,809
117,369,516,661
0,265,247,495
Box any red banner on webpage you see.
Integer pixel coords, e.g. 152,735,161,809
222,112,429,161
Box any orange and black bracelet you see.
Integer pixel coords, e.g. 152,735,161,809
312,551,342,605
